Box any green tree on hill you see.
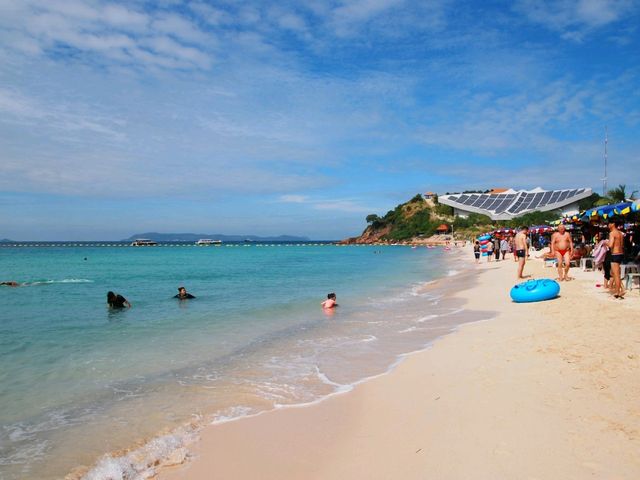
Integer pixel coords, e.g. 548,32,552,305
366,214,383,228
361,194,439,241
453,213,492,229
435,204,454,216
385,209,436,240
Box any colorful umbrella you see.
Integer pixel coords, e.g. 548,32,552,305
529,225,554,234
580,202,634,221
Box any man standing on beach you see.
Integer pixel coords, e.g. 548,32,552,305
500,237,509,260
550,225,574,281
514,226,529,279
608,221,625,298
493,237,501,261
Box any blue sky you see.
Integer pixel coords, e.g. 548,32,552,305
0,0,639,240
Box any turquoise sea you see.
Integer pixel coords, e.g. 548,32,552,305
0,243,483,479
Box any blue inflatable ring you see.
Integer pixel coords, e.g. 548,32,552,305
510,279,560,303
478,235,491,241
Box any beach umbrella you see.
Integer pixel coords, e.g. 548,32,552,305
580,202,633,221
528,225,554,234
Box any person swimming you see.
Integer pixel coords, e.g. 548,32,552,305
321,292,338,309
0,281,20,287
174,286,196,299
107,291,131,308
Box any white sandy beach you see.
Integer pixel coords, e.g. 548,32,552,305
159,249,640,479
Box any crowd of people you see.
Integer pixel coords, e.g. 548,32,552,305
474,219,640,300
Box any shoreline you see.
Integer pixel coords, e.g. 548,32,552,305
61,245,474,480
158,249,640,480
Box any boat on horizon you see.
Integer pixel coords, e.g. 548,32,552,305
195,239,222,246
131,238,158,246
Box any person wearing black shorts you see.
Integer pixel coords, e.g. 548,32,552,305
514,226,529,279
608,221,625,298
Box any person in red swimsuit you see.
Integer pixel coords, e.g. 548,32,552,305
551,224,574,281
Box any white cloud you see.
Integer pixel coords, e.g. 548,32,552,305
332,0,405,27
152,12,210,45
188,2,233,26
514,0,636,39
277,194,374,213
142,35,212,69
279,194,308,203
102,4,149,30
280,13,307,32
326,0,449,38
312,199,373,213
0,87,125,140
0,0,216,71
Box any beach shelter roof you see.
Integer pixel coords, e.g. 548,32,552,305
529,225,554,234
492,227,515,235
580,201,638,221
436,223,449,231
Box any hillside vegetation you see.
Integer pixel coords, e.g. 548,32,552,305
343,194,459,243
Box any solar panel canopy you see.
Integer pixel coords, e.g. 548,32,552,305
438,187,592,220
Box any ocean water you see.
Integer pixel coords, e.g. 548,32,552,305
0,243,486,479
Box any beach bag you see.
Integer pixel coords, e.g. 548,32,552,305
592,241,608,266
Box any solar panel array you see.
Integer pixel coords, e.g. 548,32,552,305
442,189,587,218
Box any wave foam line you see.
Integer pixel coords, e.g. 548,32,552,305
24,279,93,286
79,424,199,480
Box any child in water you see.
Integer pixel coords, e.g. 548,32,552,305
321,292,338,309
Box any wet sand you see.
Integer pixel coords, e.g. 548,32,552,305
158,250,640,479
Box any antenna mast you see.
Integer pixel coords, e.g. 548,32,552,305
603,126,608,196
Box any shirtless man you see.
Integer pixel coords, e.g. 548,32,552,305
608,221,625,298
514,226,529,279
550,225,574,281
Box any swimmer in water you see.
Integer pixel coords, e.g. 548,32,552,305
321,292,338,309
107,291,131,308
0,281,20,287
174,286,196,299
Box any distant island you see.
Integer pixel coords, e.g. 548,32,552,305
123,232,311,242
1,238,14,243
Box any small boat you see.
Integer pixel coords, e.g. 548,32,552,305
196,239,222,246
131,239,158,246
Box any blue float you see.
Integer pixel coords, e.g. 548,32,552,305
510,279,560,303
478,235,491,241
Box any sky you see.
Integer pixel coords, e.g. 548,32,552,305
0,0,639,240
